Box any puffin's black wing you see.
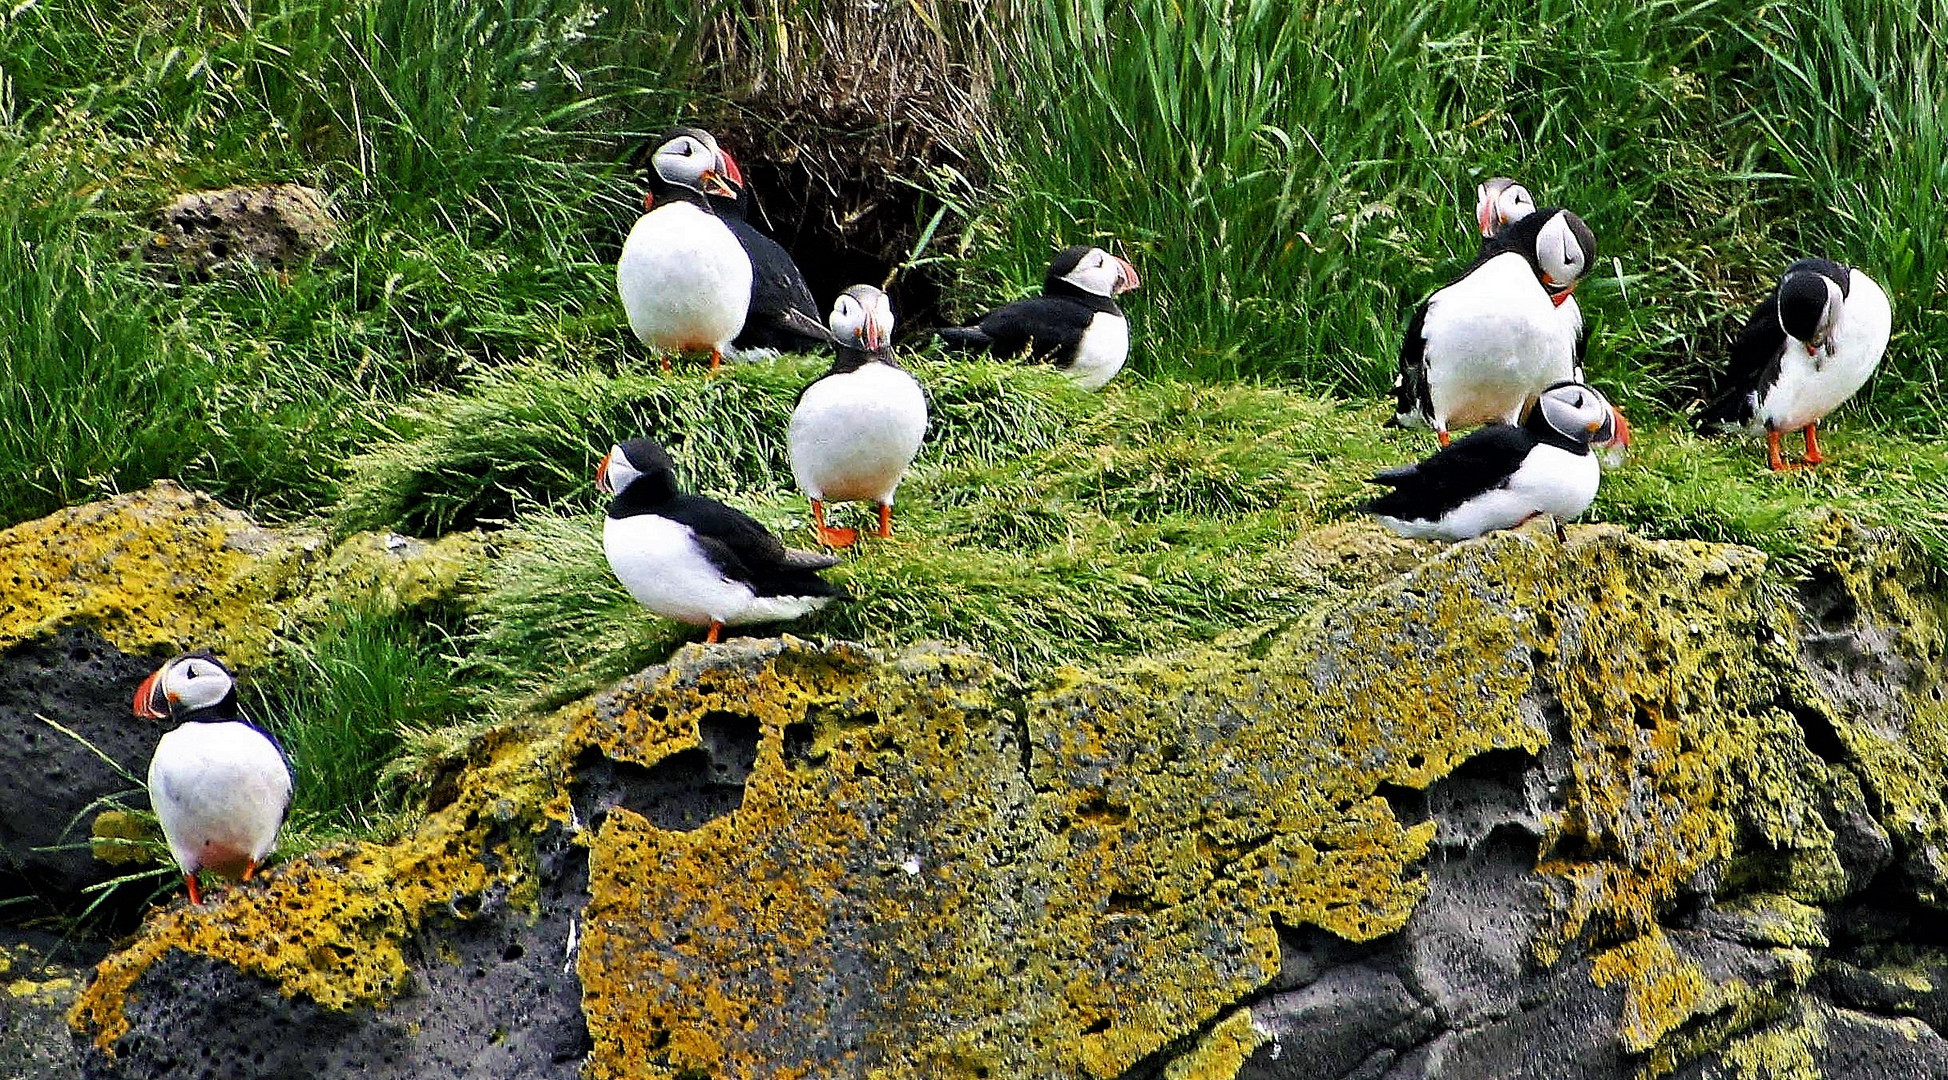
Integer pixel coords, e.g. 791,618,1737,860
943,295,1096,365
661,494,843,598
1363,423,1535,522
1696,287,1786,430
721,216,832,353
1387,299,1434,425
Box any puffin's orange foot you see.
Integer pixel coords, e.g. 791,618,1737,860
659,354,673,375
1802,424,1826,465
184,873,204,906
817,525,860,549
1437,430,1452,448
1766,430,1788,472
705,621,723,644
242,858,258,883
708,349,723,374
876,504,893,539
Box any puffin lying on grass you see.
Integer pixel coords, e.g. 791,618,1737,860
598,438,844,643
789,285,928,548
1367,381,1620,542
136,652,291,907
1390,208,1597,445
1696,258,1891,471
937,245,1142,389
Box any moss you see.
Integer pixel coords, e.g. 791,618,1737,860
1717,1000,1824,1080
88,810,163,867
1161,1009,1266,1080
280,529,489,629
0,482,315,666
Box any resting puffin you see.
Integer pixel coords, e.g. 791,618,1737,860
616,127,751,373
1696,259,1891,470
136,652,292,906
598,438,843,642
1366,381,1619,542
1390,207,1596,444
789,285,928,548
704,156,834,356
936,245,1141,389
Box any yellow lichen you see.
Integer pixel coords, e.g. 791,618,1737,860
1161,1008,1265,1080
1590,930,1715,1054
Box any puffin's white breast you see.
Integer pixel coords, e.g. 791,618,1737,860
616,203,753,354
1758,271,1892,433
148,721,291,875
603,513,833,627
1421,255,1577,427
789,363,928,504
1067,312,1130,390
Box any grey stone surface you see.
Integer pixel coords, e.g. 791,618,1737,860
0,930,96,1080
143,184,335,281
0,629,159,907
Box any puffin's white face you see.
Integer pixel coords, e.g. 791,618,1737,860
828,286,895,351
651,132,736,198
134,654,235,719
595,443,642,495
1062,248,1142,297
1534,212,1589,290
1536,383,1614,444
1475,178,1534,238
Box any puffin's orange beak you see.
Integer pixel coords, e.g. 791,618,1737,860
719,150,744,189
699,169,736,199
642,190,655,212
595,450,615,494
133,668,169,719
1477,201,1495,238
862,318,887,352
1550,281,1577,308
1114,256,1141,294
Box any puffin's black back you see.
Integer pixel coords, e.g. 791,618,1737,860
1362,423,1536,522
718,214,832,352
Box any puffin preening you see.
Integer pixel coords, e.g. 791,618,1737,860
598,438,844,642
788,285,928,548
1390,207,1597,444
1474,177,1536,242
1366,380,1619,542
1696,258,1891,470
136,652,292,906
937,245,1142,389
617,127,830,373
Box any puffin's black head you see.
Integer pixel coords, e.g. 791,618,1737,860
644,127,740,209
1044,245,1141,298
134,651,239,722
596,438,681,502
828,284,896,353
1778,269,1843,354
1497,209,1594,307
1474,177,1535,239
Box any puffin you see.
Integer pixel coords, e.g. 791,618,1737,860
136,652,292,906
1696,258,1892,470
1474,177,1537,245
704,156,834,356
936,245,1141,389
788,285,928,548
598,438,844,642
1365,381,1620,542
616,127,752,373
1390,207,1597,445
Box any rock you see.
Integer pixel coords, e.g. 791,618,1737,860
143,184,336,280
1,929,96,1080
64,522,1948,1079
0,486,484,911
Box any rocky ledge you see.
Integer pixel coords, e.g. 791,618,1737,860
10,488,1948,1079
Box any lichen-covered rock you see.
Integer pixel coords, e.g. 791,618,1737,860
2,930,95,1080
143,184,336,280
0,486,486,910
65,522,1948,1079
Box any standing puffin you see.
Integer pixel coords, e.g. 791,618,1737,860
617,127,752,373
1390,207,1597,444
598,438,843,642
789,285,928,548
1366,381,1619,542
936,245,1141,389
1696,259,1891,470
136,652,292,906
705,158,834,356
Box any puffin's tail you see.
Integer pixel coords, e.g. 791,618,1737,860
936,326,991,351
1693,389,1750,434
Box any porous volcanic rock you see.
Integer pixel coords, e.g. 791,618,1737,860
67,519,1948,1079
143,184,336,280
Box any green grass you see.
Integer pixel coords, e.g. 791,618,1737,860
10,0,1948,854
